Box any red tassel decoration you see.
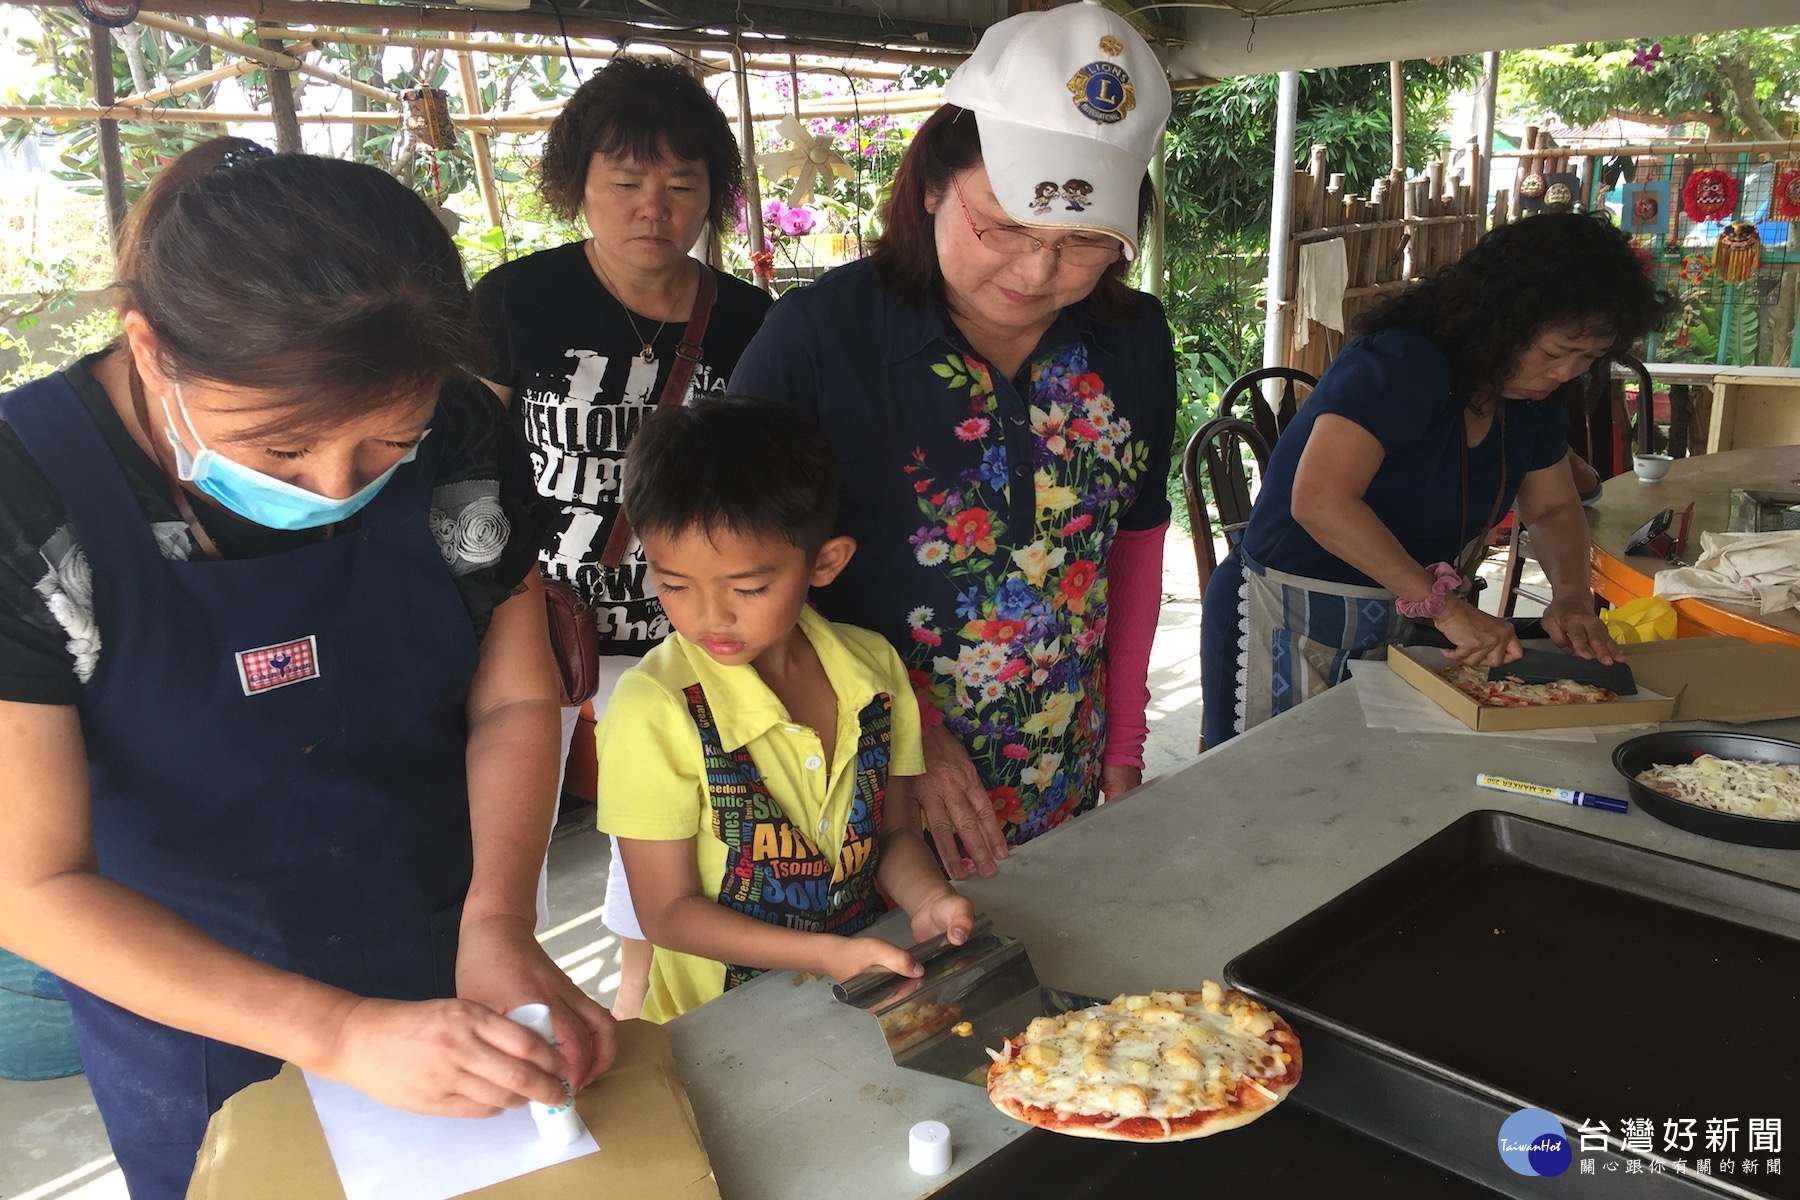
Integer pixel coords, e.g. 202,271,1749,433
1712,221,1762,283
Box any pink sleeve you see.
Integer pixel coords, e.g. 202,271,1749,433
1101,522,1166,769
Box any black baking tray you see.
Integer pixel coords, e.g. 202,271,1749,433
1226,810,1800,1198
930,1099,1514,1198
932,1028,1717,1198
1614,730,1800,849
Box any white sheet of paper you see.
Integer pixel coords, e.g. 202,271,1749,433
303,1071,599,1200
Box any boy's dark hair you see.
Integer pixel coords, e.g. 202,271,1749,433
623,395,841,555
539,56,744,231
1356,211,1673,411
115,136,478,440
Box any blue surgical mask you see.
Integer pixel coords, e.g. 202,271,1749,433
162,382,424,531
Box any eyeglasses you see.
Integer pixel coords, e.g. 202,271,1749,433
952,180,1123,268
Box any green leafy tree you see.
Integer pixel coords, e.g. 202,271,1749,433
1500,29,1800,140
1157,57,1479,478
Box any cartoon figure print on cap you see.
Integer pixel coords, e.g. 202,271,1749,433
1031,181,1062,215
1061,180,1094,211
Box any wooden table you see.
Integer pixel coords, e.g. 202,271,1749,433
183,684,1800,1199
1610,362,1800,456
1588,444,1800,648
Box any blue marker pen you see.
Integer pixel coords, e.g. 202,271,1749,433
1475,773,1630,814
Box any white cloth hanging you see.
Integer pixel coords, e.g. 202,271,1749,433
1295,237,1349,350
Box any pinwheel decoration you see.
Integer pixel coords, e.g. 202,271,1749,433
764,116,855,206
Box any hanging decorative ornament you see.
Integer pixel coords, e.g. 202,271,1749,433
74,0,140,26
1681,168,1738,222
1712,221,1763,283
1599,154,1636,191
1771,161,1800,222
400,87,458,150
1542,172,1580,211
1515,171,1546,215
763,115,855,207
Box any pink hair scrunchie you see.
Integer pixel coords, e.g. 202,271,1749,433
1395,561,1463,620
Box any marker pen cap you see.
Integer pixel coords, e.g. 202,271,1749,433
909,1120,952,1175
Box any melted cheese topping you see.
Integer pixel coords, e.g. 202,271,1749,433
1440,666,1612,706
1638,755,1800,820
988,984,1291,1121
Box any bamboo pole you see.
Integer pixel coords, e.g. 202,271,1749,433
0,89,947,131
117,58,261,105
3,0,970,68
455,51,504,234
1388,60,1405,177
1492,138,1800,160
89,23,128,242
0,102,553,133
252,26,907,76
137,11,397,106
731,45,772,296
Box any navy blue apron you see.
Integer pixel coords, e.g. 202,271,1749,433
2,374,480,1199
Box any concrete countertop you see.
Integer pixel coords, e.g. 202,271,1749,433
664,684,1800,1198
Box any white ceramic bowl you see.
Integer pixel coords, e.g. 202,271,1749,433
1634,453,1673,482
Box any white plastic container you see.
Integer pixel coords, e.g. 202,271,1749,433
504,1003,584,1146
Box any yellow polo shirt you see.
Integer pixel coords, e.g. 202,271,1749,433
594,606,924,1022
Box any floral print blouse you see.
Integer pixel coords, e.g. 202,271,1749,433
730,260,1176,843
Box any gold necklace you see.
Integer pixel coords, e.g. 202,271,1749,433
585,240,668,363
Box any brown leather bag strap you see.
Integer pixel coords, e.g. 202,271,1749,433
600,265,718,570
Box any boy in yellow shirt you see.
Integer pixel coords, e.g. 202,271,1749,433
594,396,975,1022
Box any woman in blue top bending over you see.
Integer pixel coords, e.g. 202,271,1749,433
1201,212,1672,748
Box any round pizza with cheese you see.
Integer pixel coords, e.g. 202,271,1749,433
985,982,1302,1142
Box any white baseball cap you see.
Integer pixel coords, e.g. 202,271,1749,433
944,0,1171,260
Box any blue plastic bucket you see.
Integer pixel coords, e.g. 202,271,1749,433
0,948,84,1081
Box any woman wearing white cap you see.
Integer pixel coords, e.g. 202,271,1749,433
732,0,1175,879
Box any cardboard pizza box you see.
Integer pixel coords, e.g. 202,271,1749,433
187,1020,719,1200
1387,636,1800,732
1387,645,1675,731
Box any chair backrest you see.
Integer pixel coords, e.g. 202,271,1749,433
1613,352,1657,456
1218,366,1317,450
1181,416,1272,595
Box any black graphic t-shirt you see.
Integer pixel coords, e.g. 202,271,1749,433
0,353,549,706
471,243,773,653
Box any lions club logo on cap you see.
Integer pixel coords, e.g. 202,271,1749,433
1067,61,1135,125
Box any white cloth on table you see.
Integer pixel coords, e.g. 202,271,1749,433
1654,530,1800,616
1295,237,1348,349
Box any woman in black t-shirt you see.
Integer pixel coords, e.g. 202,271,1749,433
472,57,772,1019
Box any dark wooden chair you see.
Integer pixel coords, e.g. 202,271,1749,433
1614,352,1658,456
1181,416,1272,596
1217,366,1316,450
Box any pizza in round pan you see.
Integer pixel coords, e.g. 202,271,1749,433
985,982,1302,1142
1439,665,1618,708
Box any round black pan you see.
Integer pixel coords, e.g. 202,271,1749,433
1613,731,1800,849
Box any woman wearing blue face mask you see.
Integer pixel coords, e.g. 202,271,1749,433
0,137,616,1199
